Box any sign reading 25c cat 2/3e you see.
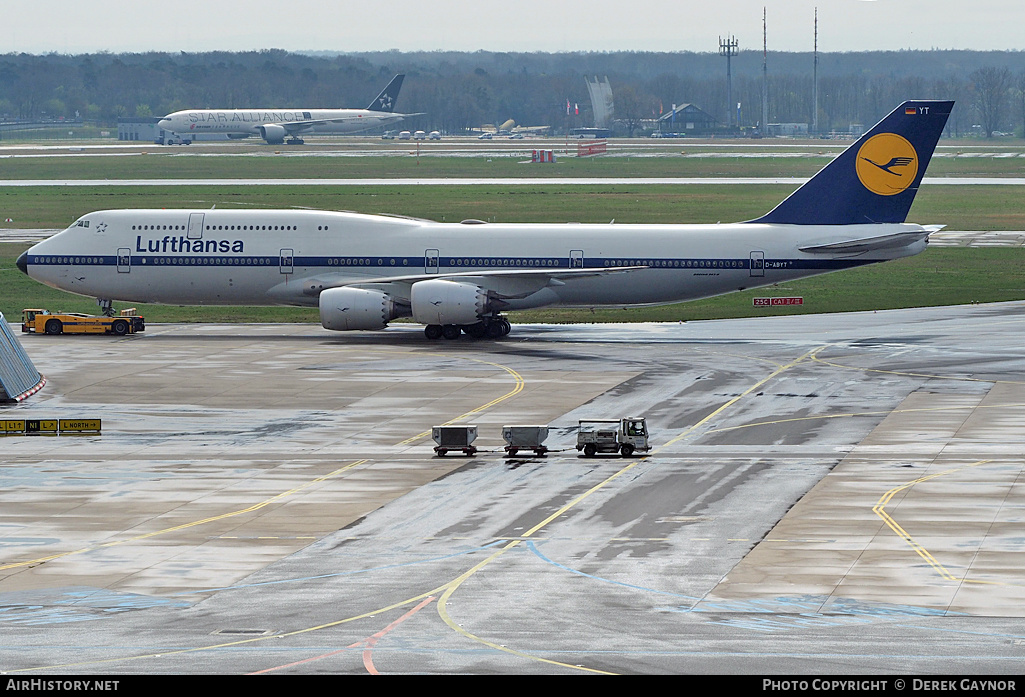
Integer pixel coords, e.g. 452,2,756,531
753,297,804,307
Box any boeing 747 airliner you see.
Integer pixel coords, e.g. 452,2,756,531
18,100,953,340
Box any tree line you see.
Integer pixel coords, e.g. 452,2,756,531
1,49,1023,137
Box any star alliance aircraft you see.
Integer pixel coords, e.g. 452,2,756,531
19,100,952,340
157,74,411,145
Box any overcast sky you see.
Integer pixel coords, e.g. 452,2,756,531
6,1,1025,55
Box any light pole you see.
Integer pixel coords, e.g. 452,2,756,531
720,36,739,130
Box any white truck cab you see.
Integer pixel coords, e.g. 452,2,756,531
576,417,650,457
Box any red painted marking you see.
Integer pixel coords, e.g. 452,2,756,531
247,595,437,675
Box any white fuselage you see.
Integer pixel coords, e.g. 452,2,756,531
157,109,406,137
22,209,928,311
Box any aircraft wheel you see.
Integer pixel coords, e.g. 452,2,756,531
442,324,461,340
500,318,511,335
424,324,443,340
44,319,62,335
486,320,505,339
464,322,487,339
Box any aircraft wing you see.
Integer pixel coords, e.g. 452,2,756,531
302,266,647,302
798,226,942,254
278,119,356,135
279,112,425,135
280,121,317,135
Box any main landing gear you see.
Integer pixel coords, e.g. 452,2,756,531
424,316,511,341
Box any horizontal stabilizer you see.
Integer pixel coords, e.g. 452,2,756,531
798,226,942,254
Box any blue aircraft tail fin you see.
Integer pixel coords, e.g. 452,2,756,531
750,100,953,225
367,74,405,113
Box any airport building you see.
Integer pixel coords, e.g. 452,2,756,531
655,103,718,135
117,117,228,144
117,117,161,142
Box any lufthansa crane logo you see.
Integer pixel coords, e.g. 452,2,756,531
855,133,919,196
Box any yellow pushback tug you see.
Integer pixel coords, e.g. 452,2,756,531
22,308,145,336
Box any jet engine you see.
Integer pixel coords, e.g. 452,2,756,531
410,279,489,326
257,124,288,145
319,287,398,331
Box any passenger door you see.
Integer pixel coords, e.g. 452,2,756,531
187,213,205,240
749,251,765,277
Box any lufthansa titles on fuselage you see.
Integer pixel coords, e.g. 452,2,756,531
136,235,244,254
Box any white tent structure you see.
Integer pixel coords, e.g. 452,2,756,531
0,312,44,402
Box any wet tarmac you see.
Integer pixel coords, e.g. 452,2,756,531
1,306,1024,674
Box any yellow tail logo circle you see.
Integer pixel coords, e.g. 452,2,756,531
855,133,919,196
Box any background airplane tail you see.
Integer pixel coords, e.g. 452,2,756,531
750,100,954,225
367,74,405,112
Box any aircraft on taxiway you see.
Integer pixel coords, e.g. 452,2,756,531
19,100,952,341
157,74,413,145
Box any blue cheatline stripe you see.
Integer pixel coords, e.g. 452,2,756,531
27,254,877,272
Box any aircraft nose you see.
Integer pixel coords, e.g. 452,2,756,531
157,118,172,129
16,251,28,275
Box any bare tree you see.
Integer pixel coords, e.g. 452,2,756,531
1017,70,1025,138
970,66,1013,137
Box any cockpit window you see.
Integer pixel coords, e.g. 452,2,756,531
75,219,90,228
